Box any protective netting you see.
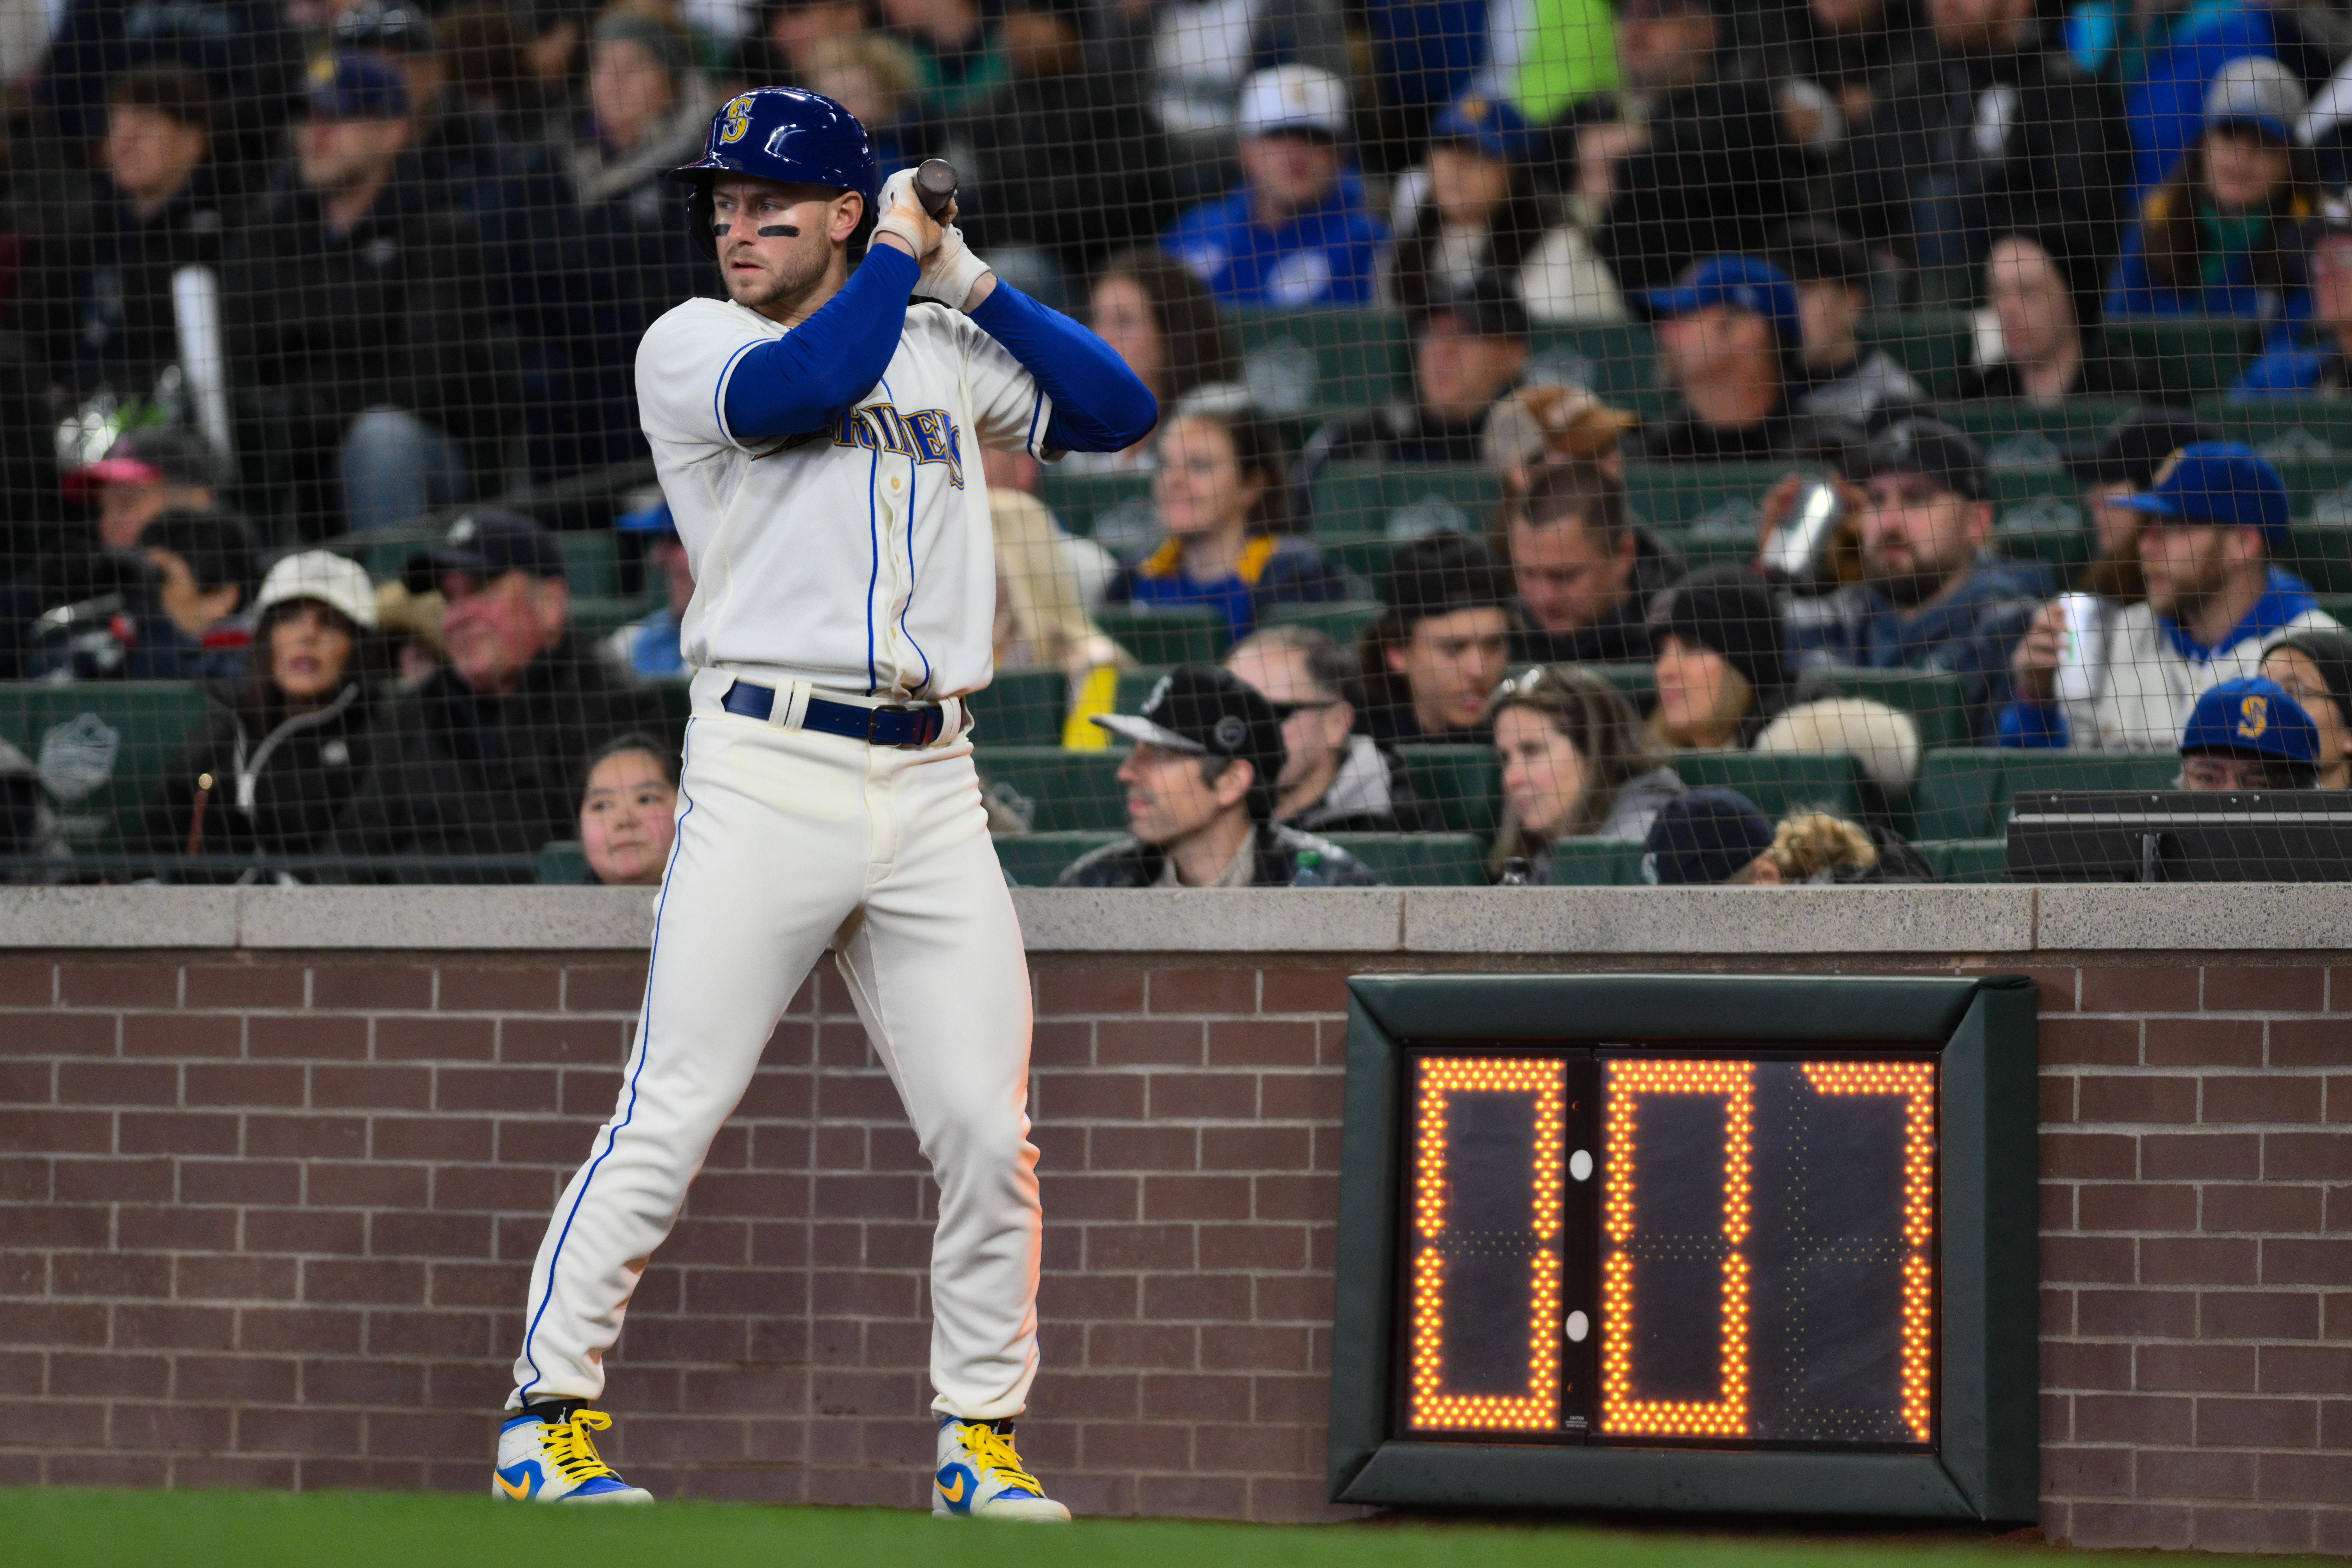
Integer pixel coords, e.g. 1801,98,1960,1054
6,0,2351,886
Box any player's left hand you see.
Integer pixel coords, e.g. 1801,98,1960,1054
914,222,994,312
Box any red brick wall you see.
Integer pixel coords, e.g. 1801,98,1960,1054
1,951,2347,1552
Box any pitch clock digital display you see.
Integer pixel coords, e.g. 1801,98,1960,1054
1326,974,2039,1522
1403,1052,1936,1450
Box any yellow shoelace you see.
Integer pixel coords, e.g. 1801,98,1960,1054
956,1421,1043,1495
541,1409,625,1483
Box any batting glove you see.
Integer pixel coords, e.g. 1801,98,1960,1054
870,168,934,261
914,224,994,312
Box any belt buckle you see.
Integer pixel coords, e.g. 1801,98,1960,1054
871,702,937,749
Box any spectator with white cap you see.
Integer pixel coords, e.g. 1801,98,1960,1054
140,551,389,871
2104,57,2323,322
1163,64,1389,307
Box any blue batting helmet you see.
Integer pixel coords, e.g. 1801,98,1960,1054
671,87,876,259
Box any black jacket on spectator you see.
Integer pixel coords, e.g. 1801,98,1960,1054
1589,74,1806,296
951,64,1182,277
1054,821,1384,887
36,0,302,165
1840,32,2130,268
22,162,229,402
137,680,373,869
1512,526,1687,665
1750,0,1927,117
221,163,502,480
325,640,669,881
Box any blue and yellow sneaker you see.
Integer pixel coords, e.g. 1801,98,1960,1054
933,1416,1070,1521
493,1405,653,1504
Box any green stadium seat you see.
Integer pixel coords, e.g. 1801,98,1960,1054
1525,323,1670,418
1544,837,1649,885
537,840,590,884
1318,534,1399,582
1938,398,2142,450
1394,744,1501,838
2206,400,2352,457
1668,752,1865,820
2280,527,2352,593
1920,838,2009,883
1034,470,1155,546
976,746,1127,832
1322,831,1488,885
1310,463,1501,539
1623,462,1796,532
1114,665,1170,716
965,669,1067,747
1094,605,1229,666
992,830,1121,885
556,532,622,598
1910,748,2181,840
1864,309,1973,389
0,682,212,851
2100,319,2262,400
1821,669,1973,750
1587,662,1656,706
1263,600,1385,650
1222,307,1411,415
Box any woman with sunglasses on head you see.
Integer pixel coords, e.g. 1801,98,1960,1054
1485,663,1686,883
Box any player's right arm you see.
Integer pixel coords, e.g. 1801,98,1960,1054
714,245,921,443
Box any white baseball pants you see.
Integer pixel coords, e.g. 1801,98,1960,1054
509,667,1041,1421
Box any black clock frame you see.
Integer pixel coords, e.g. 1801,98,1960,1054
1327,972,2039,1521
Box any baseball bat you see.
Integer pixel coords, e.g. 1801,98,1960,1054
914,158,958,220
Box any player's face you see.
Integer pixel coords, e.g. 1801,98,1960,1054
1153,417,1261,541
580,748,679,887
1117,743,1243,846
441,569,565,695
711,178,861,316
1389,606,1512,733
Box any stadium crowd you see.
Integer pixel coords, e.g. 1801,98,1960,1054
3,0,2352,884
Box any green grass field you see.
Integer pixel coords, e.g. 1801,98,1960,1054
0,1489,2315,1568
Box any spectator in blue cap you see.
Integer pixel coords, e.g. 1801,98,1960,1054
2105,57,2323,322
1638,254,1809,461
599,501,692,681
1386,90,1553,320
2006,441,2342,750
2177,675,2321,790
221,52,499,532
1639,786,1775,884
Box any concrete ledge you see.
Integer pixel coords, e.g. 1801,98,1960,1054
1403,885,2035,954
0,882,2340,955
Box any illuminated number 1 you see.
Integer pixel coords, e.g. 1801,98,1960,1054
1599,1059,1753,1437
1803,1060,1937,1444
1408,1058,1564,1430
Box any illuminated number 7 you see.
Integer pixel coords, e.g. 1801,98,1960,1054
1598,1059,1753,1438
1803,1060,1937,1444
1408,1058,1565,1430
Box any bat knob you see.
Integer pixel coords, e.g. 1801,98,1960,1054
914,158,958,220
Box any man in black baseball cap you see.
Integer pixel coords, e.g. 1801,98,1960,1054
331,508,670,880
1787,416,2055,741
2060,405,2219,603
1055,666,1382,888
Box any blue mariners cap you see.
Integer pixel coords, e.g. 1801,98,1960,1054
1640,787,1776,885
2180,675,2319,763
2116,440,2290,546
1640,255,1801,347
616,499,678,539
1429,90,1533,165
308,52,411,121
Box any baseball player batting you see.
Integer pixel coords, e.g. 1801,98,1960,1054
492,87,1156,1517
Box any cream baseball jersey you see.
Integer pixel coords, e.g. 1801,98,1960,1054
635,292,1056,699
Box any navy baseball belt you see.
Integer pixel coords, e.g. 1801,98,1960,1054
720,679,949,748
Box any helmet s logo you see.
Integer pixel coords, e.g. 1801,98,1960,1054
718,95,754,145
2238,695,2269,739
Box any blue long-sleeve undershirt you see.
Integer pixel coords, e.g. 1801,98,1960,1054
968,281,1160,454
721,245,920,442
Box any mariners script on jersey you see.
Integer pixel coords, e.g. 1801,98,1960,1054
636,293,1055,700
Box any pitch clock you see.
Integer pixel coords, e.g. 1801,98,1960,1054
1328,973,2038,1521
